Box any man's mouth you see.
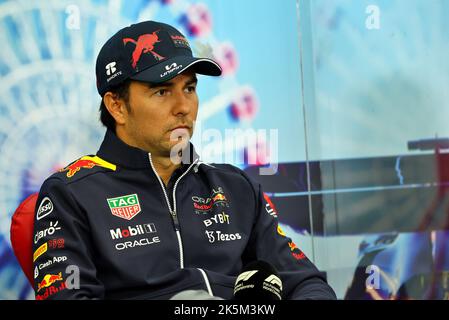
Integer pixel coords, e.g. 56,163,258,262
169,126,191,141
170,125,190,131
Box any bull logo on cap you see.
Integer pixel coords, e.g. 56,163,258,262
123,31,165,69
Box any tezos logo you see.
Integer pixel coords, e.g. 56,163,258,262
205,230,241,244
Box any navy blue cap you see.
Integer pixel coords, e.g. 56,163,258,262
96,20,222,96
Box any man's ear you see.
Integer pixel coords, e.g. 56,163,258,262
103,92,128,125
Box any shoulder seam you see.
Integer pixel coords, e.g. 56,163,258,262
48,168,116,186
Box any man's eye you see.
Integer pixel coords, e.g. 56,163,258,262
185,86,196,93
155,89,167,96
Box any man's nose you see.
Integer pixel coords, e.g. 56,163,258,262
172,91,191,116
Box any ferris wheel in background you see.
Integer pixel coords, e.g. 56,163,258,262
0,0,261,299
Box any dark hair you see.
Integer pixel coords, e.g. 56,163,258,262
99,80,132,132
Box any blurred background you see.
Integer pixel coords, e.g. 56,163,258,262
1,0,449,299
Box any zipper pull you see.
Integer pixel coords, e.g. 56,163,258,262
171,210,180,231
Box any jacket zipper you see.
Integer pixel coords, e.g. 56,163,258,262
148,154,198,269
197,268,214,296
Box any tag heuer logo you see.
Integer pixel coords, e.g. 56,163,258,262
107,194,141,220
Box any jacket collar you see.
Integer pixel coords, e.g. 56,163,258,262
96,129,200,169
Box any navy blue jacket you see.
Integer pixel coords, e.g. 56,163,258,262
32,130,336,300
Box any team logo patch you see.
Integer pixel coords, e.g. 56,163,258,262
192,186,229,214
107,194,142,220
60,156,116,178
277,225,286,237
288,241,306,260
37,272,63,292
170,34,191,49
123,31,165,69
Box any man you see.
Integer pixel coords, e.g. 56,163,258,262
32,20,336,300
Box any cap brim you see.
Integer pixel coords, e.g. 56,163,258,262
130,56,222,84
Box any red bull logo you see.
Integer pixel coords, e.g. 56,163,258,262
292,252,306,260
212,193,226,202
288,241,307,260
277,226,286,237
37,272,63,292
194,202,213,211
123,31,165,69
60,156,116,178
170,35,190,49
288,241,298,251
192,187,229,214
35,281,67,300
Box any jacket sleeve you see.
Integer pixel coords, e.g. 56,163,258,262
238,169,337,300
32,177,104,299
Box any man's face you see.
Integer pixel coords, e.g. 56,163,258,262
120,71,199,157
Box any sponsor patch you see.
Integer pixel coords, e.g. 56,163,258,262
35,282,67,300
107,193,142,220
205,230,241,244
37,272,64,292
123,31,165,69
292,252,306,260
34,221,61,244
48,238,65,249
115,236,161,251
110,223,157,240
33,242,48,262
60,155,116,178
109,222,160,251
288,241,307,260
192,186,229,214
203,212,230,227
33,239,65,263
170,34,191,49
36,197,54,220
38,256,68,271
